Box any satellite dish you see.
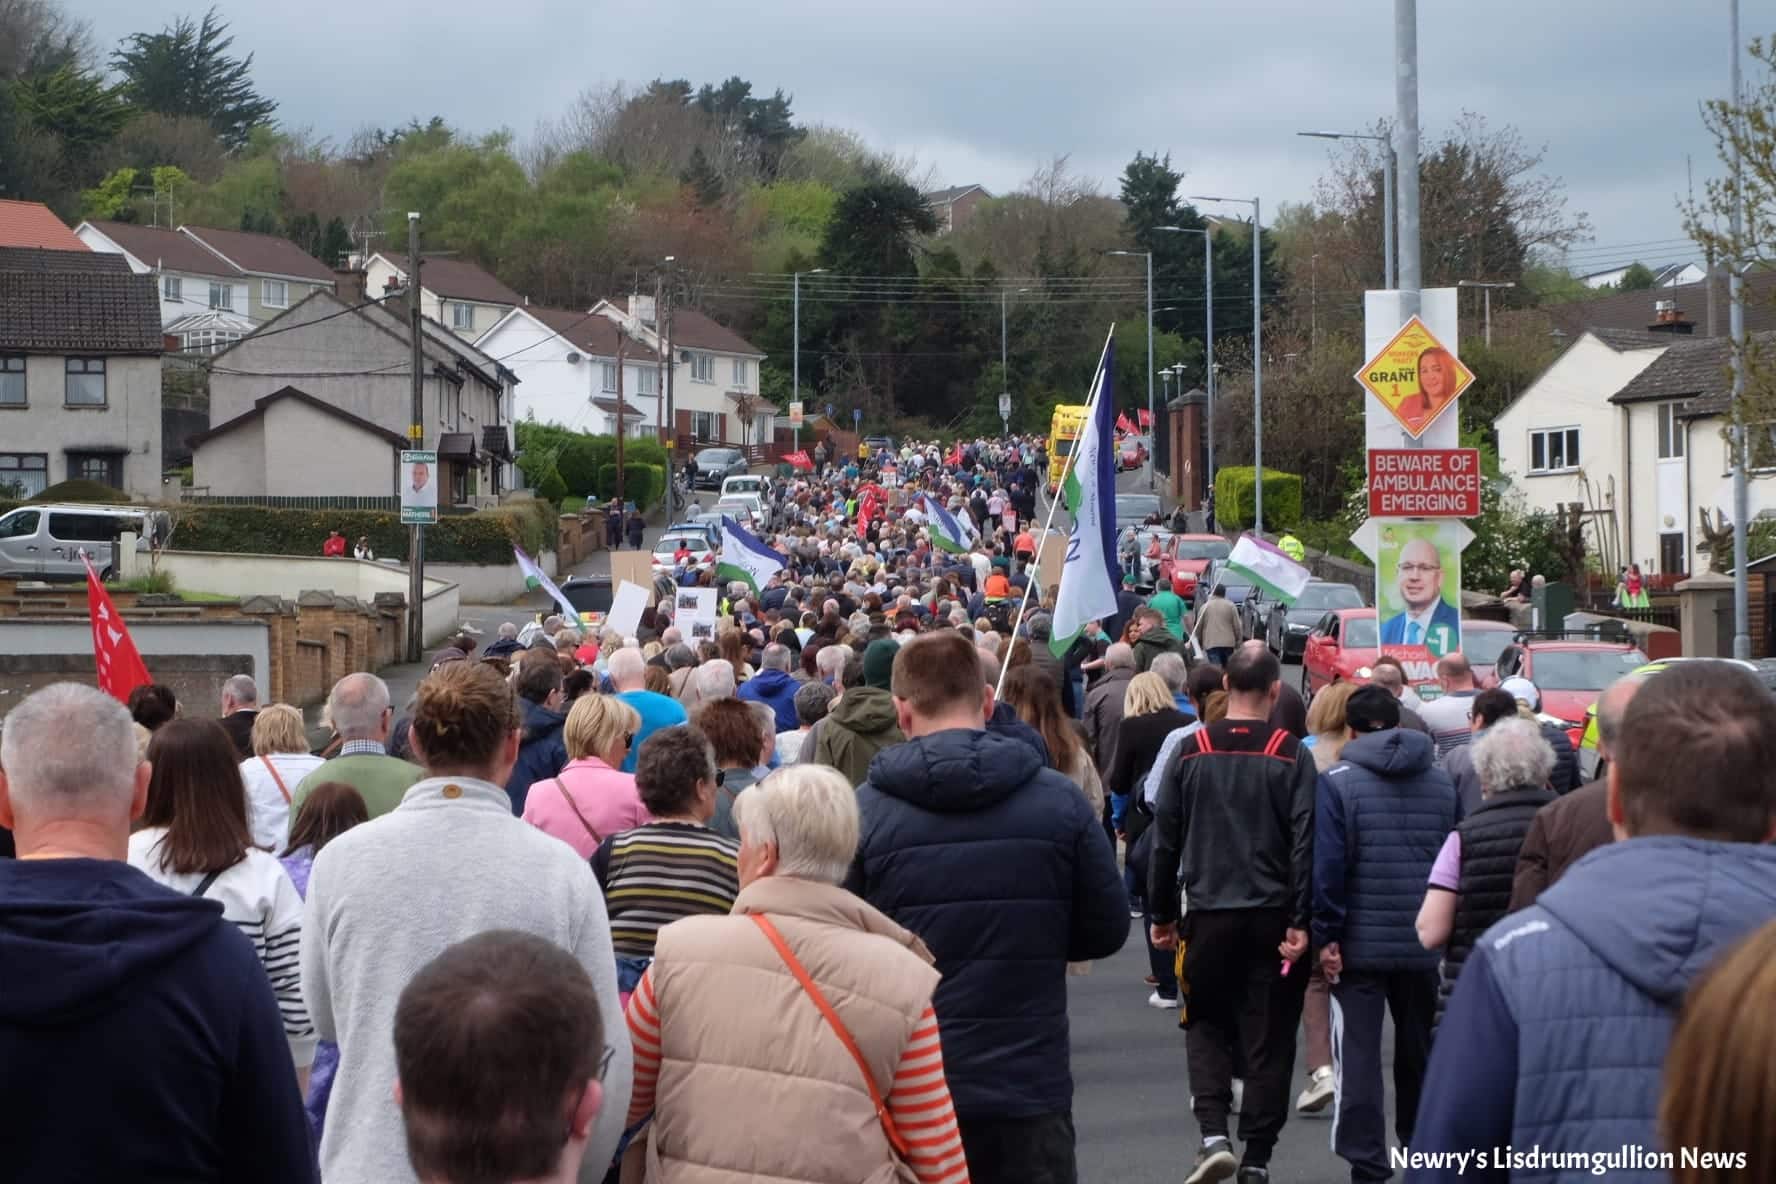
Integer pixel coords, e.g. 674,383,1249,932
564,352,582,365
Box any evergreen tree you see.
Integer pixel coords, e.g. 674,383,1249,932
112,7,276,150
681,146,725,207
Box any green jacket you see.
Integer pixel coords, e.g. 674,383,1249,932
293,754,424,821
1132,626,1186,674
1148,588,1187,638
809,687,905,787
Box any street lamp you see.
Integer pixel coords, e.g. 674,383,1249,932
1106,250,1154,487
1189,194,1266,534
1456,279,1516,347
1297,130,1396,288
1155,225,1214,507
792,268,827,454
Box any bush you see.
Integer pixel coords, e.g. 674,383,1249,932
27,479,127,504
169,500,558,564
596,463,663,509
536,465,568,504
555,438,602,497
1214,466,1303,533
514,423,668,497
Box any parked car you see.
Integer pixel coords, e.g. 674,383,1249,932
693,447,748,489
1299,607,1436,700
1490,636,1648,730
1189,559,1256,622
720,474,766,502
1460,619,1519,686
1119,435,1150,471
558,574,614,634
1113,493,1165,531
652,529,718,576
1575,656,1776,781
0,503,171,581
712,497,766,531
1264,581,1366,659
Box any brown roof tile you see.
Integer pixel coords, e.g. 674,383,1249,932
374,251,520,305
0,248,162,354
181,225,336,282
528,307,660,362
664,306,762,356
83,220,242,278
0,200,86,251
1548,269,1776,339
1609,329,1776,412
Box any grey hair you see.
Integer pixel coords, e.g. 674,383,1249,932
692,659,736,701
794,680,836,726
1102,642,1136,671
542,614,564,633
815,645,849,679
760,643,792,672
660,626,683,645
1471,717,1555,798
1370,663,1406,692
606,647,646,688
734,765,861,885
1151,652,1189,694
496,621,518,639
0,683,139,813
327,672,391,740
222,673,259,707
665,643,698,671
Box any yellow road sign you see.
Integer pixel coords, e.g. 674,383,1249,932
1355,315,1473,439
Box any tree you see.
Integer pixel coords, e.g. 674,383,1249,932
112,8,276,150
681,145,724,207
818,174,936,276
1618,261,1657,291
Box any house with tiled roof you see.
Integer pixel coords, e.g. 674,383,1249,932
179,225,338,322
475,306,662,436
363,251,521,342
591,295,770,449
924,184,992,235
0,199,87,251
0,247,163,498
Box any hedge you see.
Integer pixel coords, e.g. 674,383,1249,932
596,463,663,509
168,499,558,564
515,423,668,498
1214,466,1304,532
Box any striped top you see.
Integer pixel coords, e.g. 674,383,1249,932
590,822,740,957
626,975,968,1184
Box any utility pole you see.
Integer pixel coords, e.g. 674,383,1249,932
662,255,677,523
1731,0,1750,658
615,331,627,516
653,271,665,437
1457,280,1516,347
1396,0,1423,454
1251,199,1263,530
405,212,424,664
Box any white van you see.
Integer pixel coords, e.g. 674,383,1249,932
720,474,766,502
0,503,170,581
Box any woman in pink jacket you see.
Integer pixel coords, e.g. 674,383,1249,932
522,694,650,856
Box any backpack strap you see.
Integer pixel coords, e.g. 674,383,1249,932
191,869,223,898
1262,728,1290,758
1196,726,1214,754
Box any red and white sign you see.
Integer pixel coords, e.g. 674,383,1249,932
1367,448,1482,518
83,556,151,702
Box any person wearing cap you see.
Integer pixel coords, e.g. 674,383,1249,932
806,638,905,786
1497,675,1581,794
1313,683,1458,1184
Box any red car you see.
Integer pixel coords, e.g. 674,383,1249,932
1300,608,1443,700
1461,619,1519,687
1119,435,1149,471
1157,534,1232,600
1490,638,1647,729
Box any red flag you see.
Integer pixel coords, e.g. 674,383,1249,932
858,488,881,537
784,450,814,471
1115,412,1136,435
84,555,151,702
1137,409,1153,429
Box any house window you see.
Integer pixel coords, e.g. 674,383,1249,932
263,279,288,308
208,282,233,310
691,410,719,440
690,353,713,383
0,453,47,499
732,358,747,388
1660,532,1686,576
1657,401,1685,460
450,302,475,330
1528,426,1579,473
67,452,123,489
601,363,619,393
0,356,23,405
64,358,106,406
162,275,182,303
181,330,241,355
636,366,658,396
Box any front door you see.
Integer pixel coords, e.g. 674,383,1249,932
1659,531,1686,579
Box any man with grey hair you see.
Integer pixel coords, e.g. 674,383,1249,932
483,620,524,659
0,683,313,1180
295,672,423,818
1085,642,1138,784
218,673,261,759
1510,673,1646,908
611,645,686,774
779,680,836,765
1150,651,1190,711
519,613,565,650
686,659,737,709
814,642,850,689
738,643,801,733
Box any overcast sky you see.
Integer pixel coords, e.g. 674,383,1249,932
79,0,1763,278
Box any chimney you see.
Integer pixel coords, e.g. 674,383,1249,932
1648,297,1695,335
333,267,366,304
629,293,657,328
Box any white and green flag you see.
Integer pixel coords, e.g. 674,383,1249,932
514,545,580,621
1050,336,1121,658
918,493,977,554
716,516,784,592
1225,533,1313,606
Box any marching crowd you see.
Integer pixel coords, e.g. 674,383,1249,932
1,433,1774,1184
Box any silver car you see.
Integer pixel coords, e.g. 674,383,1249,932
0,503,170,581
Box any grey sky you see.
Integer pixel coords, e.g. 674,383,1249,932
80,0,1760,277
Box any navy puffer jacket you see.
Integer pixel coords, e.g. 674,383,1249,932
846,728,1129,1120
505,697,568,816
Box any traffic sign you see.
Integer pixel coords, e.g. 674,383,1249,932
1367,448,1482,518
1355,315,1473,439
997,392,1012,418
788,401,804,429
825,403,834,418
852,407,863,424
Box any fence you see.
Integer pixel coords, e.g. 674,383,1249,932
1585,602,1682,632
181,491,400,512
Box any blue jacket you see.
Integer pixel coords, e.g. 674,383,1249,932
1313,727,1458,971
506,697,568,816
846,728,1129,1120
1410,838,1776,1183
736,668,801,733
1379,599,1461,650
0,859,313,1182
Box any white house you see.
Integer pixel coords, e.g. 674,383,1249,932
474,306,661,436
592,295,771,448
363,251,521,342
1579,261,1707,290
75,219,247,329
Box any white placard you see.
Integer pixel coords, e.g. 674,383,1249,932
673,586,719,642
606,580,650,640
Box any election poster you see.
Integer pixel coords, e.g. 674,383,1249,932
1375,519,1467,677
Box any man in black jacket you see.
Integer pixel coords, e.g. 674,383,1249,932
848,630,1128,1184
1149,646,1315,1184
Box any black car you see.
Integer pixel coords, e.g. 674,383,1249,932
693,447,748,489
558,574,613,623
1265,581,1366,659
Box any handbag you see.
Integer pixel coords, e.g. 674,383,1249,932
540,777,602,846
259,756,291,805
751,915,918,1182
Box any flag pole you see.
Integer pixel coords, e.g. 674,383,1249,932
996,324,1116,703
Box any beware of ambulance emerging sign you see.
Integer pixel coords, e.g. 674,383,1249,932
1355,315,1474,439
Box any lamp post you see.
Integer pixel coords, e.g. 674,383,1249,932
1106,251,1154,487
1189,195,1265,533
1456,280,1516,347
662,254,677,523
1155,225,1214,505
792,268,827,456
1297,130,1396,288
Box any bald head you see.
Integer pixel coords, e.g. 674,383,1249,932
1103,642,1135,671
1594,673,1647,762
0,683,142,822
328,672,392,741
607,647,646,691
1435,653,1474,691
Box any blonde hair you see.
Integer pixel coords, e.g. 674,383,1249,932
734,765,860,885
1123,672,1173,718
1306,681,1359,740
562,694,641,762
251,704,310,757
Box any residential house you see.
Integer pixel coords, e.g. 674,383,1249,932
1546,270,1776,341
592,295,770,448
196,290,515,503
924,185,991,235
0,199,87,251
362,251,521,341
0,248,163,498
474,306,661,436
1579,261,1707,290
178,225,338,322
74,220,250,338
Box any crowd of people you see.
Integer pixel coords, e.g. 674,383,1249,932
1,431,1774,1184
